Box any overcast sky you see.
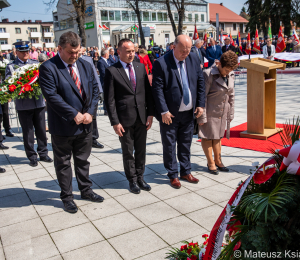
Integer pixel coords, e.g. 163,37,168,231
0,0,246,22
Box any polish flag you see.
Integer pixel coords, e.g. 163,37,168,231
103,24,109,30
99,25,102,29
292,27,300,47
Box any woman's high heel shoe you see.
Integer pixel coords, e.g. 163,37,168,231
215,164,229,172
207,164,219,175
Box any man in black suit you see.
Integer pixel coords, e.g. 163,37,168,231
152,35,205,189
97,49,111,116
39,32,103,214
108,47,119,64
190,39,206,68
104,39,155,194
222,37,236,53
133,43,140,62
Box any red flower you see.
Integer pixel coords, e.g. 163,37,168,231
23,84,32,92
183,245,187,250
33,70,38,75
187,248,192,255
16,81,22,85
26,70,30,74
9,85,16,92
188,242,194,247
180,245,185,251
19,77,22,80
191,255,197,260
202,234,209,238
203,241,208,245
194,242,198,247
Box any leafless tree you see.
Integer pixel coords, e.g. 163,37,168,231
44,0,87,47
126,0,145,46
165,0,186,37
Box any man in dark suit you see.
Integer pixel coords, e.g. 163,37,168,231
104,39,155,194
206,37,222,67
152,35,205,189
39,32,103,214
133,43,140,62
5,41,52,167
242,38,247,54
79,47,104,149
221,37,236,53
190,39,206,68
108,47,119,64
97,49,111,116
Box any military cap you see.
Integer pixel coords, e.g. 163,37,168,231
13,41,30,52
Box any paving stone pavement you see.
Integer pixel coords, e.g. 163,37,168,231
0,73,299,260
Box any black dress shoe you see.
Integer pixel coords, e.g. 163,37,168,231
137,179,151,191
63,200,78,213
216,164,230,172
0,167,6,173
129,182,141,194
40,155,53,163
81,191,104,202
29,160,38,167
92,141,104,149
207,164,219,175
0,143,9,150
5,130,14,137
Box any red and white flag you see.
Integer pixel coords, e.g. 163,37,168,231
103,24,109,30
276,24,286,53
98,25,102,29
292,27,300,47
193,24,199,40
245,31,251,55
229,31,234,45
253,28,261,54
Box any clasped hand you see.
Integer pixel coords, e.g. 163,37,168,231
74,112,93,125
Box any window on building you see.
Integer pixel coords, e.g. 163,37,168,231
0,39,7,44
143,11,150,22
30,38,39,43
152,12,156,21
0,28,6,33
240,23,244,33
201,14,205,22
109,11,114,21
16,39,22,42
195,14,199,22
157,12,163,21
122,11,129,21
15,28,21,34
43,27,50,32
67,0,71,4
101,10,108,21
233,23,237,31
174,13,178,22
220,23,225,31
115,11,121,21
188,13,192,22
30,28,37,32
44,38,51,43
163,13,167,21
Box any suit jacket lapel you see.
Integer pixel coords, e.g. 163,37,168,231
116,61,135,93
55,55,83,101
169,51,183,94
76,60,88,102
216,76,228,89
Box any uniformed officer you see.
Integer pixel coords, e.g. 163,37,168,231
5,41,53,167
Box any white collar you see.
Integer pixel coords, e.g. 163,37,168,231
119,59,133,69
58,51,76,68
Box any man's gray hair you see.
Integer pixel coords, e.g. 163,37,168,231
134,43,138,48
101,49,108,56
38,53,48,63
108,47,114,52
194,39,203,45
58,31,81,48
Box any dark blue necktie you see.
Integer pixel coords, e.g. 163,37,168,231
179,61,190,106
198,48,202,61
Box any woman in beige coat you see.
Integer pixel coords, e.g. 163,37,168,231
197,50,238,175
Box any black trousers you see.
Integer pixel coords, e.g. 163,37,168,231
51,131,93,202
0,114,4,143
160,109,194,179
119,116,147,183
18,107,48,161
1,103,10,132
92,104,99,141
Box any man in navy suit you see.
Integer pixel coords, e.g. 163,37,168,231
108,47,119,64
152,35,206,189
39,32,103,214
97,49,110,115
206,37,222,67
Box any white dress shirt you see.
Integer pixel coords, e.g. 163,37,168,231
119,59,136,82
162,52,193,115
58,52,81,83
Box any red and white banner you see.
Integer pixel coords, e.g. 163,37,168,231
238,53,300,62
253,29,261,54
292,27,300,47
193,24,199,40
276,25,286,53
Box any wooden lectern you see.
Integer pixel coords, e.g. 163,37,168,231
240,58,286,140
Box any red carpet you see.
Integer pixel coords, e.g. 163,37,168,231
197,123,284,153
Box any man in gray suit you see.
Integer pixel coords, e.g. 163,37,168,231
5,41,52,167
190,39,206,68
79,47,104,149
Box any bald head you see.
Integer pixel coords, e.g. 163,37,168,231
173,35,192,61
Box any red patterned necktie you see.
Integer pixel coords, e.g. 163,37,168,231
68,64,82,96
126,63,136,91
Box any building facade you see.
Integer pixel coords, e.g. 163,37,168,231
209,3,248,39
53,0,216,48
0,19,54,51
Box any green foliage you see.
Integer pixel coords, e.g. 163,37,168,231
166,241,201,260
